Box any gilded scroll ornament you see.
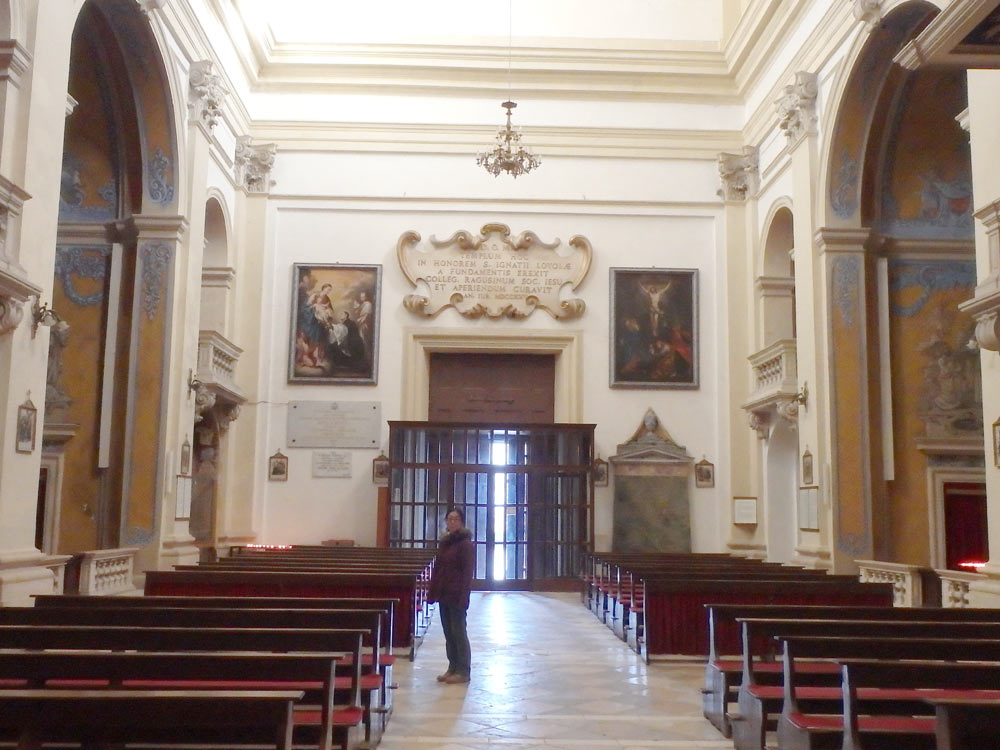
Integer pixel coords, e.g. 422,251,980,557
397,223,591,320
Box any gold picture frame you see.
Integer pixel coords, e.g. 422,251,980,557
694,458,714,488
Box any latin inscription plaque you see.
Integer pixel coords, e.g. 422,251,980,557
397,223,592,320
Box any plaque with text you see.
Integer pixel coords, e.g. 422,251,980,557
287,401,381,448
312,450,352,478
397,223,592,320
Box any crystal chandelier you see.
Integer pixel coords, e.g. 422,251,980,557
477,100,541,178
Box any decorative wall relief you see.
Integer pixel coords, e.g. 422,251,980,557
397,223,591,320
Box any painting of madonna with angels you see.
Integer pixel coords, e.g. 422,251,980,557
289,263,381,384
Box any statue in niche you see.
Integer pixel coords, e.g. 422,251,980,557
44,319,72,419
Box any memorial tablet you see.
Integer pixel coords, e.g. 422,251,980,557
312,450,352,478
287,401,381,448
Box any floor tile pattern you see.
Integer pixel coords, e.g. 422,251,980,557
379,591,730,749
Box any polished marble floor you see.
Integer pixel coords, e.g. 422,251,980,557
379,591,731,749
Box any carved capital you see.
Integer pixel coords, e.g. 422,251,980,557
717,146,759,202
218,403,241,431
189,61,227,132
235,136,276,194
193,384,216,422
853,0,884,31
775,72,818,145
777,398,800,427
748,410,769,438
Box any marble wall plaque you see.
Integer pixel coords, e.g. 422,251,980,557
613,475,691,553
287,401,380,448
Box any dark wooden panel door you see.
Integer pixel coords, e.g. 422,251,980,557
429,353,554,423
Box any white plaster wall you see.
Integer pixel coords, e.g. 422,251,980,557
256,150,728,550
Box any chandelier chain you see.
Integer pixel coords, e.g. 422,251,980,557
476,0,541,178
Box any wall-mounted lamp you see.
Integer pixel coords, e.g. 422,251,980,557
31,298,62,339
793,380,809,408
187,368,203,394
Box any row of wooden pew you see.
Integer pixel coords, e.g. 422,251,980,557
0,544,437,750
0,594,393,750
702,603,1000,750
146,544,437,658
581,553,894,659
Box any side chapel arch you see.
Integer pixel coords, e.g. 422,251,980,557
817,0,980,569
47,0,181,557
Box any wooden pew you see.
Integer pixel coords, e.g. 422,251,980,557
776,637,1000,750
0,649,350,750
638,577,893,660
33,594,399,656
144,568,429,658
0,625,365,750
0,688,304,750
734,619,1000,750
927,695,1000,750
701,603,999,738
0,605,387,745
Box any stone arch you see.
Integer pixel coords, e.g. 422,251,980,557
819,1,941,230
817,0,981,570
74,0,179,216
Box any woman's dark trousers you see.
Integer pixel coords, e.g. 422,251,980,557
438,602,471,677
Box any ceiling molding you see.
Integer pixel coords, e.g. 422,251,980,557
249,121,744,159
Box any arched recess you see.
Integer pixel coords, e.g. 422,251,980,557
758,203,796,345
200,195,233,335
763,416,799,563
820,0,981,569
43,0,179,556
189,193,237,557
749,203,799,563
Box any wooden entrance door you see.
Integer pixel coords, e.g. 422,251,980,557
428,353,554,423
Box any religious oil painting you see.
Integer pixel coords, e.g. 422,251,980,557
289,264,381,384
610,268,698,388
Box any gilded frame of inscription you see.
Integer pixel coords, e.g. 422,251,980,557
397,223,591,320
610,268,698,389
289,264,381,385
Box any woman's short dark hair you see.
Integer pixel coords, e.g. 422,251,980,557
446,506,465,523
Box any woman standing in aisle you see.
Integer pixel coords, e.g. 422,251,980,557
428,507,475,684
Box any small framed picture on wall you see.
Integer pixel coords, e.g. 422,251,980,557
15,399,36,454
801,448,814,486
694,458,714,488
268,451,289,481
592,457,609,487
372,453,390,486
